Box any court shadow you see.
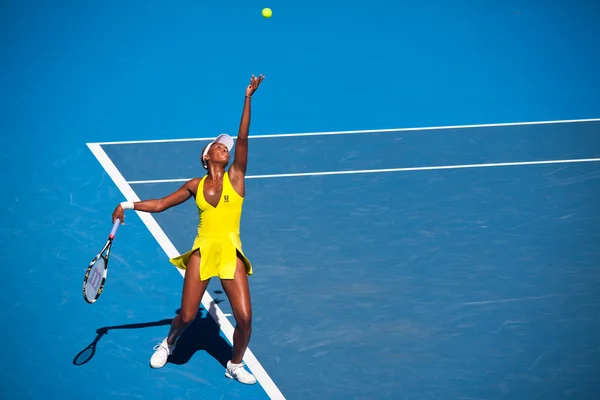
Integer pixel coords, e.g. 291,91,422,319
73,318,172,366
168,299,233,368
74,293,233,368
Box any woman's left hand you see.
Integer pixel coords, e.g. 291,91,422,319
245,74,265,97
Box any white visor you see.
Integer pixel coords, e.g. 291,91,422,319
202,133,234,169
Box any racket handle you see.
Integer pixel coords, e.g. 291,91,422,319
110,218,121,238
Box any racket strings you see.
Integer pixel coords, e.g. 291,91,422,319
84,257,106,302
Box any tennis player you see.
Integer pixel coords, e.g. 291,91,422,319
111,74,265,384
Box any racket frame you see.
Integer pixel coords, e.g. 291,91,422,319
82,219,121,304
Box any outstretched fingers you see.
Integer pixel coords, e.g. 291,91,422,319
245,74,265,96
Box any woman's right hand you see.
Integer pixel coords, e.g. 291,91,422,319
112,204,125,224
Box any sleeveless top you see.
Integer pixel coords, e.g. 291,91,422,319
195,171,243,237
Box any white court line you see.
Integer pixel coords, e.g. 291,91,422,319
90,117,600,145
125,157,600,185
86,143,286,400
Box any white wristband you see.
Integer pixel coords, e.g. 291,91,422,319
120,201,134,210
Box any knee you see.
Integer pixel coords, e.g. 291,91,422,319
236,312,252,333
179,309,197,325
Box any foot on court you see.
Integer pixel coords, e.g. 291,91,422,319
150,337,176,368
225,361,257,384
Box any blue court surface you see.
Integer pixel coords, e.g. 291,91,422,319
2,1,600,400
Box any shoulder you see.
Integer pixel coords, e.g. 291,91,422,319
186,177,203,186
227,164,245,182
226,168,245,198
184,177,203,196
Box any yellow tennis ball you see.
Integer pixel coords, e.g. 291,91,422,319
262,8,272,18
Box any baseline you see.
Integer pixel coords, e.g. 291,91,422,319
91,117,600,146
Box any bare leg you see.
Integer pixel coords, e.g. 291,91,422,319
167,250,210,345
220,254,252,364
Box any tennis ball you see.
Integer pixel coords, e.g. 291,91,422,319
262,8,272,18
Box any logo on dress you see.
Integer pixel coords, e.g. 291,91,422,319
224,194,230,202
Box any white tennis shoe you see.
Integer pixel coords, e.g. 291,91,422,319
150,337,176,368
225,361,257,384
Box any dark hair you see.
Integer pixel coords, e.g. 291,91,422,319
201,143,209,169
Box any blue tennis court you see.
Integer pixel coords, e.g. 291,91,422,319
87,120,600,400
2,1,600,399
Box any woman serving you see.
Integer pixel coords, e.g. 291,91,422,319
112,74,265,384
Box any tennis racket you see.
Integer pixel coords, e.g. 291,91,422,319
82,218,121,304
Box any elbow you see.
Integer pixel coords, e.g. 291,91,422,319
155,199,167,213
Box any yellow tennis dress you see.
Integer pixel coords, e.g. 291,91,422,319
169,172,253,281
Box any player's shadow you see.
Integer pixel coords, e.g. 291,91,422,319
168,299,232,368
73,292,232,368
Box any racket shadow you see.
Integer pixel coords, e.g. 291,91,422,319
168,299,233,368
73,318,173,366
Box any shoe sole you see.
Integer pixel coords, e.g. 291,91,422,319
225,371,257,385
